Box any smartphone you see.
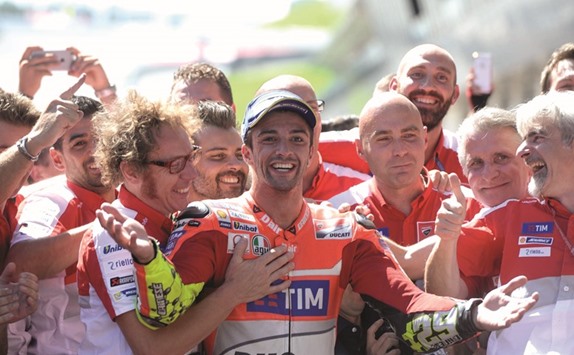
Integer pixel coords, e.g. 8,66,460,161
472,52,492,94
29,50,75,71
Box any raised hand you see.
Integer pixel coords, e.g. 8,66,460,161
435,173,466,241
66,47,113,93
96,202,155,263
224,238,294,304
18,46,59,98
25,74,86,156
475,275,539,330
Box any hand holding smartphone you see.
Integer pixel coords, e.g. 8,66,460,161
29,50,76,71
472,52,492,94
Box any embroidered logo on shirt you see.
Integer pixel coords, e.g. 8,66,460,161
109,275,134,287
113,287,136,301
103,244,124,254
233,221,258,232
251,235,271,256
214,208,231,229
316,224,352,240
521,222,553,234
519,247,551,257
417,221,435,240
518,236,553,245
229,209,256,222
227,233,250,254
247,280,329,316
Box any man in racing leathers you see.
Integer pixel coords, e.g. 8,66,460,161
99,90,538,354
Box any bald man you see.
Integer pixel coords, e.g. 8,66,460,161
332,91,478,355
329,92,477,276
320,44,467,183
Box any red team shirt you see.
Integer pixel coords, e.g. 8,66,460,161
77,185,173,354
134,192,485,354
304,153,370,203
456,197,574,354
11,179,109,354
328,173,480,246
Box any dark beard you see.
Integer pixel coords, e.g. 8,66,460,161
409,90,453,132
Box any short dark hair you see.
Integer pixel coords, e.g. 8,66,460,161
0,91,39,128
53,96,102,151
196,100,236,129
171,62,233,105
540,43,574,93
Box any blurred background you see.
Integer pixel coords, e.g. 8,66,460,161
0,0,572,129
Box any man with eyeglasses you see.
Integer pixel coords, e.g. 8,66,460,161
256,75,370,203
96,90,537,354
76,92,292,354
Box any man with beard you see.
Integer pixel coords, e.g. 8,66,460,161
7,95,117,354
188,100,248,202
99,90,537,354
319,44,466,183
425,91,574,354
76,92,292,354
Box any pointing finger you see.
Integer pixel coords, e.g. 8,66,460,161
448,173,466,206
59,74,86,100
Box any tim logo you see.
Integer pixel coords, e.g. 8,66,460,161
521,222,553,234
251,235,270,256
247,280,329,316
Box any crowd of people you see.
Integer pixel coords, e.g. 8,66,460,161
0,41,571,355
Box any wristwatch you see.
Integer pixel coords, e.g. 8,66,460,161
94,85,117,100
16,136,40,162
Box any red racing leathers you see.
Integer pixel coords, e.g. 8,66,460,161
133,192,483,354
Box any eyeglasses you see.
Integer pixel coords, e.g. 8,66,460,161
144,145,201,174
306,100,325,113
